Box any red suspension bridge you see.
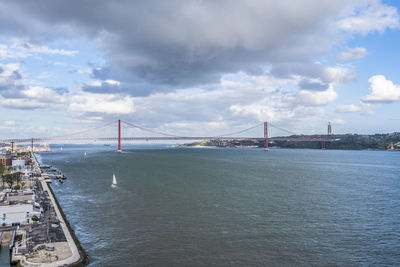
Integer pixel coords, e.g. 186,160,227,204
0,120,335,151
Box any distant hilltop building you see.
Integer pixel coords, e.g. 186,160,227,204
328,122,332,135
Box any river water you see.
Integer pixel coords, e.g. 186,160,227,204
37,146,400,266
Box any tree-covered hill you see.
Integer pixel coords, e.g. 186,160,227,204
183,133,400,150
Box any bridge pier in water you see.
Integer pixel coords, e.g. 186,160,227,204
118,119,121,152
264,121,268,151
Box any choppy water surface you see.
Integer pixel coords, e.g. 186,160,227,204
0,248,9,266
39,146,400,266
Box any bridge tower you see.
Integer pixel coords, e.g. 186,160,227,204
118,119,121,152
31,138,34,152
264,122,269,151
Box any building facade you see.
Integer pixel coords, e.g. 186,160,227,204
0,154,12,167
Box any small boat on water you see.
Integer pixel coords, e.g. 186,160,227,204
112,174,117,187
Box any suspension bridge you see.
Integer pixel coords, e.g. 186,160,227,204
0,120,336,151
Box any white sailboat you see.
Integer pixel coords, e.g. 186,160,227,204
112,174,117,187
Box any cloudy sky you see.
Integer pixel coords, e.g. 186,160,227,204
0,0,400,139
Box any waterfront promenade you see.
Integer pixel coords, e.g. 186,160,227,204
15,153,82,266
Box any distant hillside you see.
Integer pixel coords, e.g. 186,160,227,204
182,133,400,150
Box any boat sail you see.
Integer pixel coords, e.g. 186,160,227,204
112,174,117,187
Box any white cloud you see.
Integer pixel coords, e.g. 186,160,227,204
73,68,91,75
336,47,367,61
69,93,135,114
0,41,78,59
21,86,67,103
337,0,400,35
0,63,23,82
322,66,355,84
85,79,120,87
336,102,376,115
0,63,134,115
360,103,375,115
86,80,102,87
362,75,400,102
0,95,48,109
336,103,361,113
228,104,323,124
23,43,78,56
104,79,120,86
0,120,16,127
230,104,286,122
122,71,340,137
295,86,338,106
0,45,26,59
331,118,346,125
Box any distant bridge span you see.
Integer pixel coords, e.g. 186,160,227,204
0,120,336,151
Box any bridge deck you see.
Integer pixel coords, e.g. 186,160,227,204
0,136,336,143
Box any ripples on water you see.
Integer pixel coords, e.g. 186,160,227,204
39,146,400,266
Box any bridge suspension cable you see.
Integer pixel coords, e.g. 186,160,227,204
268,123,297,136
121,120,181,138
43,120,117,140
122,120,265,138
215,122,264,137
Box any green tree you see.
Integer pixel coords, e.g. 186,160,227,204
0,165,5,176
1,175,5,190
14,172,22,187
3,174,14,189
12,185,21,190
0,165,5,190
